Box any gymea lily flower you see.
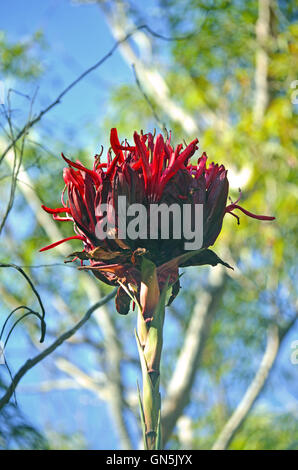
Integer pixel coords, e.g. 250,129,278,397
40,128,274,316
40,128,275,450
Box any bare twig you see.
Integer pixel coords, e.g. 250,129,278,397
132,63,165,130
0,263,46,342
0,89,37,234
0,288,116,410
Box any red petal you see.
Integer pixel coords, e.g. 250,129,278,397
133,131,152,190
152,134,165,177
110,128,125,162
61,153,100,184
161,138,199,188
41,205,71,214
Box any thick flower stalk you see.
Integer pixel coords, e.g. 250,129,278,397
40,128,275,449
135,258,166,450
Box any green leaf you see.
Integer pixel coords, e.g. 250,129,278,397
155,408,162,450
136,381,147,450
179,249,233,269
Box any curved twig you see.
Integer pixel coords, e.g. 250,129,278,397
0,263,46,342
0,288,117,410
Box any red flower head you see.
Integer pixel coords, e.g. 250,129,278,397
41,128,275,314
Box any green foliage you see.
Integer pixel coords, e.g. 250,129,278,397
0,380,48,449
229,412,298,450
0,30,45,80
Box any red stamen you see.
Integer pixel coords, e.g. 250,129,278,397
226,211,240,225
39,235,85,252
52,215,72,221
226,204,275,221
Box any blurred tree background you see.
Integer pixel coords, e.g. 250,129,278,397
0,0,297,450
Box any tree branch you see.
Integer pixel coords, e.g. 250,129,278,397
161,267,227,446
54,357,109,400
212,315,297,450
253,0,271,124
99,0,201,135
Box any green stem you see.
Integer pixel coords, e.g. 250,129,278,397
135,258,168,450
136,308,162,450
